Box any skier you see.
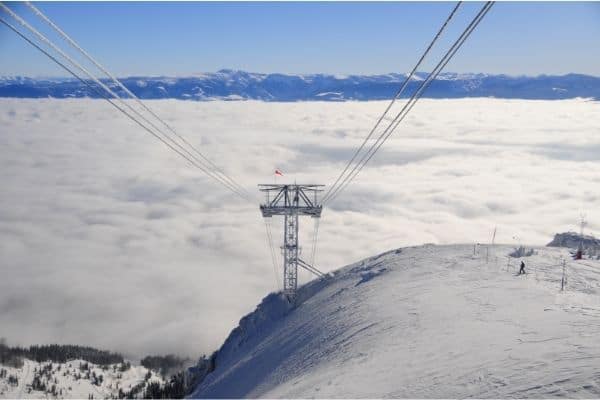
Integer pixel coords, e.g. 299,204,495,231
519,261,526,275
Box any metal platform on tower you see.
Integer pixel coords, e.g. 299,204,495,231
259,184,324,302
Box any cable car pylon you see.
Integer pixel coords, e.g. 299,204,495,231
259,184,325,303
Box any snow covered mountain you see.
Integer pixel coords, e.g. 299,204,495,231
190,244,600,398
1,71,599,101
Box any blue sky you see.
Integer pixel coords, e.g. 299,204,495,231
1,1,599,77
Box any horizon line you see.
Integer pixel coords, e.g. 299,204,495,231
2,70,600,80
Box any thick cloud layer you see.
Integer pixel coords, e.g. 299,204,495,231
1,98,598,359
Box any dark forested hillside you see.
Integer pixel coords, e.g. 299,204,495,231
0,341,123,365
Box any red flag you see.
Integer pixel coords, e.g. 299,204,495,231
275,169,283,176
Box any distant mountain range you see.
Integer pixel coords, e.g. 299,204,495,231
1,70,599,101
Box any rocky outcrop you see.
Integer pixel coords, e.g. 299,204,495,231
547,231,600,250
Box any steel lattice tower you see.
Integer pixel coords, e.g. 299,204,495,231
283,212,299,294
259,184,324,302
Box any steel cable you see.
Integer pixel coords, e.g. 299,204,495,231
324,2,494,205
0,16,243,198
0,3,252,202
24,2,253,202
264,218,281,291
322,1,462,203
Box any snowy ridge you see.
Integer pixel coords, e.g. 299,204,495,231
191,244,600,398
1,71,599,100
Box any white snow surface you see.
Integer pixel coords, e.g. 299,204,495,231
192,244,600,398
0,359,163,399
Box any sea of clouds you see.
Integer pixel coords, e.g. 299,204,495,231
1,97,599,359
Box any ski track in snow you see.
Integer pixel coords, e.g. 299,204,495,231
192,244,600,398
17,361,30,399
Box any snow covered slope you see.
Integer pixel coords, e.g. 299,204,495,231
0,359,163,399
191,244,600,398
